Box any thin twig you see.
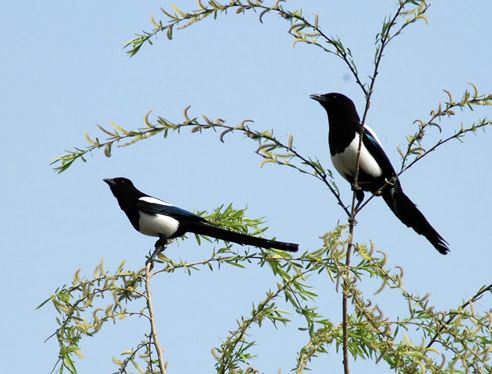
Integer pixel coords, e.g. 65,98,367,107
341,217,356,373
217,267,311,372
425,283,492,349
126,2,367,95
54,117,350,215
145,262,167,373
114,340,149,374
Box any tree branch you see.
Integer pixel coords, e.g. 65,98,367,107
425,283,492,350
145,262,167,373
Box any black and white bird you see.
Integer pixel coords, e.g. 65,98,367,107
103,177,299,260
310,92,449,254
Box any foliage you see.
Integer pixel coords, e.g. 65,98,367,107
45,0,492,373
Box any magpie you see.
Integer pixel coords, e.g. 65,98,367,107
310,93,449,255
103,177,299,260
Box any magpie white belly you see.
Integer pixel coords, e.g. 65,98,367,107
331,133,382,182
138,212,180,237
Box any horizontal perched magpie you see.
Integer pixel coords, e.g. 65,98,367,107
310,93,449,255
104,178,299,261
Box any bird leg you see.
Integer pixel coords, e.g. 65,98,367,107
351,184,365,203
146,236,168,268
351,185,365,213
355,189,365,203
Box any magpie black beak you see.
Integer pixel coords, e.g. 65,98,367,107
103,178,116,187
310,94,323,102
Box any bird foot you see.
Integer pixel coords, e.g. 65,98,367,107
146,238,168,269
355,189,365,203
348,216,358,226
350,184,365,202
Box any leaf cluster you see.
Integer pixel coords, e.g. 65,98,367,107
43,232,492,373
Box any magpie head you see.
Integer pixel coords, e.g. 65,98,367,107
104,177,142,202
310,92,360,124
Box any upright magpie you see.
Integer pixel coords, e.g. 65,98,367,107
104,178,299,260
310,93,449,254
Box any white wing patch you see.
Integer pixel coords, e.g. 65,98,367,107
331,133,382,181
138,212,179,238
138,196,178,237
139,196,172,206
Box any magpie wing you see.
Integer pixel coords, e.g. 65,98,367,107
360,124,397,177
137,199,207,223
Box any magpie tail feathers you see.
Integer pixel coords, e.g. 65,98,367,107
186,222,299,252
382,186,449,255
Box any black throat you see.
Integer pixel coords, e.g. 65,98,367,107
112,188,146,232
327,117,360,156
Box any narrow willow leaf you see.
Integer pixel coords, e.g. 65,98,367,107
468,82,479,98
202,114,213,125
443,89,453,104
143,111,154,128
166,24,173,40
104,142,112,158
170,4,186,18
397,145,405,158
197,0,207,10
259,9,269,23
183,105,192,122
96,125,116,137
220,128,234,143
84,132,97,145
150,16,160,28
110,122,130,136
238,119,254,129
259,158,277,167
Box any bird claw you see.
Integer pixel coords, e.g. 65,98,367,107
373,190,383,196
145,237,168,269
348,217,358,225
355,189,365,203
350,185,365,203
145,257,155,270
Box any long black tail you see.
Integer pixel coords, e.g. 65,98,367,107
382,185,449,255
186,222,298,252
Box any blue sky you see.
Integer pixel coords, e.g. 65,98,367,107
2,1,491,372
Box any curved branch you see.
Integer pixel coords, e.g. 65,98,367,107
145,262,167,373
425,283,492,350
52,111,350,215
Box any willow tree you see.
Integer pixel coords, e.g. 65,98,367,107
44,1,492,373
